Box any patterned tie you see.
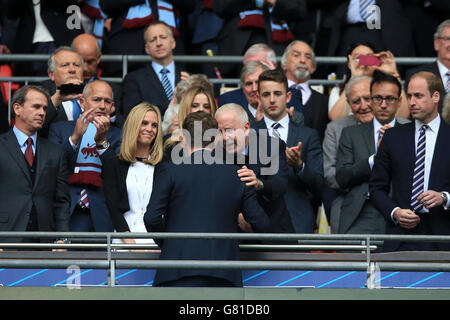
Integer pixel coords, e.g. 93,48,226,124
25,137,34,167
271,122,281,139
360,0,376,21
79,189,90,209
72,99,82,120
446,71,450,93
410,124,428,212
160,68,173,100
376,129,382,152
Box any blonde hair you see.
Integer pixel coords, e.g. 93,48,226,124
119,102,163,165
177,84,217,128
164,85,217,152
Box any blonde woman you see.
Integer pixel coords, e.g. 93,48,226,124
163,84,217,160
103,103,163,248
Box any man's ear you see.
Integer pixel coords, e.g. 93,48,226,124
286,90,292,104
48,71,55,82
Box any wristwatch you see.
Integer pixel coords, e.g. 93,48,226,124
442,192,448,206
96,140,110,150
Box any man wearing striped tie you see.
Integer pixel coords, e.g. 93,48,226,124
121,20,189,118
370,71,450,251
404,20,450,114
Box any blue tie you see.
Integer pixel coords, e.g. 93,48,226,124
271,122,281,139
360,0,376,21
160,68,173,100
411,124,428,212
72,99,81,120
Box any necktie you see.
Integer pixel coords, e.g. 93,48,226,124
376,129,382,152
411,124,428,212
72,99,81,120
160,68,173,100
271,122,281,139
360,0,376,21
25,137,34,167
446,71,450,93
79,189,90,209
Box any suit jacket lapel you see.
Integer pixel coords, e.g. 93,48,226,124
286,120,298,148
33,138,47,191
429,120,448,188
362,121,375,156
3,130,32,184
146,65,168,102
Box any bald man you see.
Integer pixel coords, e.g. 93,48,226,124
72,34,102,83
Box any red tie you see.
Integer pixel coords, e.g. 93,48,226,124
25,137,34,167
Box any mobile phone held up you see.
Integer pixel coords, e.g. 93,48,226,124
58,83,85,95
358,55,381,67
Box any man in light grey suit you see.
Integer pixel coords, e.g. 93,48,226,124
322,75,374,233
336,70,409,234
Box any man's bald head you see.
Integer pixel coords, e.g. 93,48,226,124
72,34,101,82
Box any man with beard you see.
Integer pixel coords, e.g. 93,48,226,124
282,40,329,143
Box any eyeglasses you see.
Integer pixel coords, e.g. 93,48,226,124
371,95,399,105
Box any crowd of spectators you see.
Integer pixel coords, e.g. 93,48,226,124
1,0,450,286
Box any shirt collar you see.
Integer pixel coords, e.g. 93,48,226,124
415,114,441,133
263,112,290,129
373,117,396,134
13,126,37,147
436,59,449,81
152,60,175,74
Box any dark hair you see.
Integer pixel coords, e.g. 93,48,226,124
370,69,402,97
410,71,444,97
258,69,288,92
12,85,50,107
346,41,377,57
182,111,218,148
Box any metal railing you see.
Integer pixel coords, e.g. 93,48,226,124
1,232,450,288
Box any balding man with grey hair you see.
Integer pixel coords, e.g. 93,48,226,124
215,103,295,239
47,80,122,233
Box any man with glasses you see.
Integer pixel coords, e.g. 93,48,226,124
370,71,450,251
405,19,450,113
335,70,409,235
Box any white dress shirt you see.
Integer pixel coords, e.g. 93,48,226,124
263,113,289,143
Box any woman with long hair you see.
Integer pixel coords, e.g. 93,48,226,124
164,84,217,160
103,102,163,248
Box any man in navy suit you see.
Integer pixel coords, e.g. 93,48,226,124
281,40,329,143
404,19,450,113
370,71,450,251
48,80,121,232
121,20,189,118
144,111,269,287
254,69,324,233
215,103,294,237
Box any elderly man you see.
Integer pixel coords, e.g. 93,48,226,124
48,80,121,232
39,46,85,137
282,40,329,142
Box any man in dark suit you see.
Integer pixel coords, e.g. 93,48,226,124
281,40,329,143
255,69,324,233
39,46,85,138
48,80,121,232
218,60,305,125
4,0,84,76
121,20,189,118
336,70,409,235
212,0,307,78
404,19,450,113
370,71,450,251
144,111,269,287
0,85,70,243
328,0,415,77
215,103,294,237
